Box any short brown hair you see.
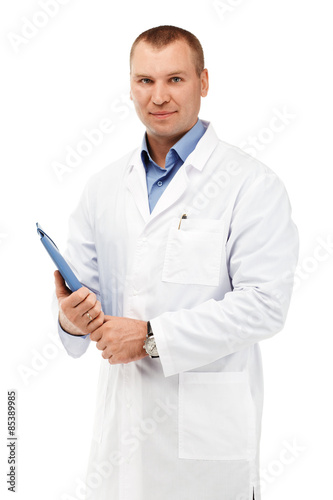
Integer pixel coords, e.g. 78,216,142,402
130,25,205,77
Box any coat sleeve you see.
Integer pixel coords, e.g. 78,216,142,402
56,180,99,358
57,322,91,358
151,171,299,377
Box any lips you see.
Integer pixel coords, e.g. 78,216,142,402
150,111,176,118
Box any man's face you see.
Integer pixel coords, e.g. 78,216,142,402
130,40,209,144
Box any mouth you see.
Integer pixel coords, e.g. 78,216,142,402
149,111,177,119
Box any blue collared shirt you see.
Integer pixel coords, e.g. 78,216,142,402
141,119,207,212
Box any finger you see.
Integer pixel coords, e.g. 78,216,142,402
101,348,113,359
83,299,101,322
85,311,105,334
58,288,92,325
72,290,97,313
65,287,92,309
90,323,104,342
54,270,71,300
96,337,107,351
85,311,93,322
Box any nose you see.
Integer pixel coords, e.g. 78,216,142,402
152,82,171,106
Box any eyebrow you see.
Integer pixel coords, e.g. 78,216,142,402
133,70,187,78
167,70,186,76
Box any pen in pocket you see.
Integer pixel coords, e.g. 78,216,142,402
178,213,187,230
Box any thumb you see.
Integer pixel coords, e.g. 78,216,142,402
54,270,71,300
103,315,113,321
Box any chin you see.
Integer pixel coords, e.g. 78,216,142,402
149,122,184,135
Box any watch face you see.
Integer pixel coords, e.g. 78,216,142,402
146,337,158,357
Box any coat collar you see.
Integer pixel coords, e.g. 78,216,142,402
125,122,220,223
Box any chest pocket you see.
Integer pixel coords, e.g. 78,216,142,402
162,218,225,287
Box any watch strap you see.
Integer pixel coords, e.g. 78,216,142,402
147,321,153,337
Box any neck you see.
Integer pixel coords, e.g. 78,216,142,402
146,119,199,168
146,134,183,169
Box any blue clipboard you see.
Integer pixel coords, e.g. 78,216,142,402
36,222,82,292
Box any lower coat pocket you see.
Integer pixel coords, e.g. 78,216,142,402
179,371,256,460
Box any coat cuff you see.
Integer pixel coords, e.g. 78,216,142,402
58,320,91,358
150,316,176,377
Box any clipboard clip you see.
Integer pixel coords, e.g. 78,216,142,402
36,222,59,249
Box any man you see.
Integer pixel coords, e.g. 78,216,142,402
55,25,299,500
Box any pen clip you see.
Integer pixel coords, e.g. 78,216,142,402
178,213,187,230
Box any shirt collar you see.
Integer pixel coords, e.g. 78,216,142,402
141,118,206,169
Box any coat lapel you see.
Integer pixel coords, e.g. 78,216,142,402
125,153,150,224
124,123,220,225
149,167,189,219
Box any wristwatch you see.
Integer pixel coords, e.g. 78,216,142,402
143,321,159,358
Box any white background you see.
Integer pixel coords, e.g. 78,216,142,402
0,0,332,498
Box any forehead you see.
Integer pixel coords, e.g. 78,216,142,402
131,40,197,76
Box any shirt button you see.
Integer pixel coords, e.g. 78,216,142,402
157,181,163,187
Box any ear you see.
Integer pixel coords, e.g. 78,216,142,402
130,90,133,101
200,69,209,97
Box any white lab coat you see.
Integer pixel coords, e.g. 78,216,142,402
59,121,299,500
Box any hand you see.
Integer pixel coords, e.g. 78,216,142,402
54,270,104,336
90,315,148,364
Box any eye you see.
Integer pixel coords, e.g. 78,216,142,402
171,77,182,83
140,78,152,84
